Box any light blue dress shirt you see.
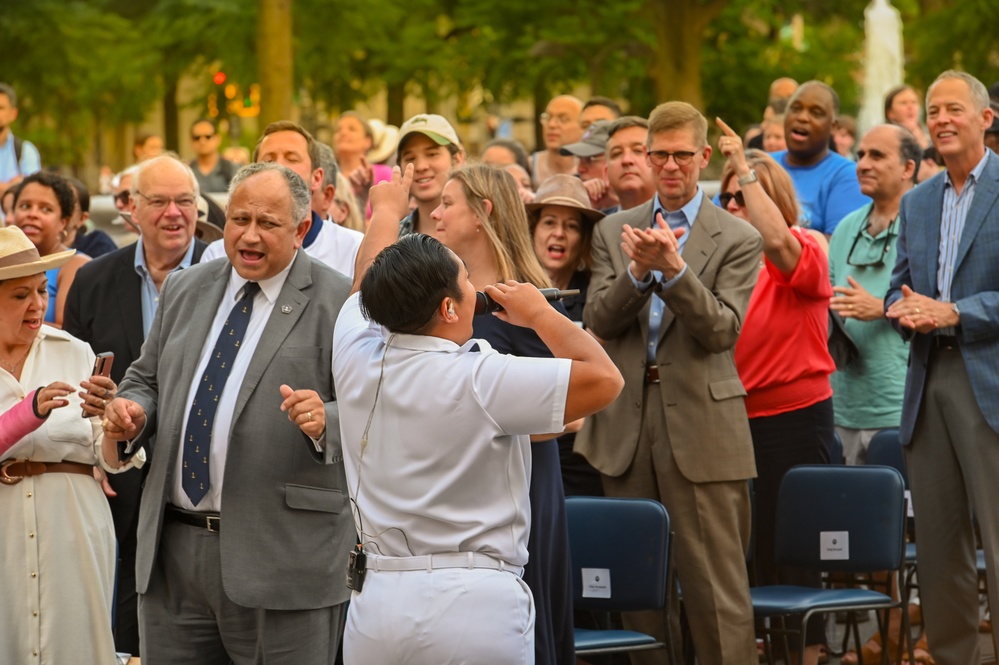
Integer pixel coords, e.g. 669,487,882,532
133,236,197,337
628,189,703,360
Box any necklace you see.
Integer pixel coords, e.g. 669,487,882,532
0,346,31,375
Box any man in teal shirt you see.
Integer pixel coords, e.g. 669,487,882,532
828,124,921,463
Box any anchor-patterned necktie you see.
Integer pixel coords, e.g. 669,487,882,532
181,282,260,505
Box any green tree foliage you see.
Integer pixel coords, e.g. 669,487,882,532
0,0,159,167
907,0,999,91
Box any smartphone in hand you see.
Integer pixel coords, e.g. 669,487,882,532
82,352,114,417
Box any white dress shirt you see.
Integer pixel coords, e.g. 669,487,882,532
170,261,293,511
332,293,571,566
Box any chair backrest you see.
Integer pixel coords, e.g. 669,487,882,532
774,465,906,573
566,496,670,612
866,428,908,488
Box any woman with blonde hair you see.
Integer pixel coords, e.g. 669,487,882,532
330,171,365,233
432,164,574,665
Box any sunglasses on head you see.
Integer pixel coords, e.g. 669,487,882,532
719,191,746,208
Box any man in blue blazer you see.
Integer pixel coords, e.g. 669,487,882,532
886,70,999,665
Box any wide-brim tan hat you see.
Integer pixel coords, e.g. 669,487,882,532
0,226,76,281
367,119,400,165
525,174,605,226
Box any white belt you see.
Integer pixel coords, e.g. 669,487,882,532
364,552,524,577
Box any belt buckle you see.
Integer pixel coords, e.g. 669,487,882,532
206,515,220,533
0,459,25,485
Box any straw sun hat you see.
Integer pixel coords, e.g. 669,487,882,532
0,226,76,281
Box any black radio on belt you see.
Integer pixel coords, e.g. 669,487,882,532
346,546,367,592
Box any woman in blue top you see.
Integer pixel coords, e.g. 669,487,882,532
12,172,90,328
432,164,575,665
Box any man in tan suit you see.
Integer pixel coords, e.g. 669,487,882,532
577,101,761,665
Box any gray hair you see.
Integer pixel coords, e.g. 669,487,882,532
229,161,311,224
928,70,991,113
316,142,340,189
892,125,924,183
131,154,200,197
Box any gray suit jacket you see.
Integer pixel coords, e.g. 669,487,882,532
886,150,999,444
576,197,762,482
117,251,353,610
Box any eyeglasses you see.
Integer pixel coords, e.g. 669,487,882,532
114,191,131,207
540,112,575,126
646,149,697,166
191,134,215,141
719,191,746,208
135,192,198,211
846,217,897,267
579,154,606,167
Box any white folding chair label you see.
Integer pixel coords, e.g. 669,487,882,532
581,568,612,598
905,489,914,518
820,531,850,560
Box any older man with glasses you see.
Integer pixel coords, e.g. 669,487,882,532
828,123,922,465
63,154,209,657
530,94,584,188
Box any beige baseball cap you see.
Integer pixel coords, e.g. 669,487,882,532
396,114,462,161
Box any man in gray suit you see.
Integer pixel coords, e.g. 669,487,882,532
886,70,999,665
101,162,352,664
577,101,761,665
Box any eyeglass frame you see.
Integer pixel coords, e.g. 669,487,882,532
113,190,131,207
134,191,199,211
539,112,575,126
645,148,699,167
846,210,898,268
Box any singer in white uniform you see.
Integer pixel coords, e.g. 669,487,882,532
330,165,623,665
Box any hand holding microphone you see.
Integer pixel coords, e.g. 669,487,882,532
475,287,580,315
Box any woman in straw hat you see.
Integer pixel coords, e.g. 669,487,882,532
0,226,120,664
432,163,575,665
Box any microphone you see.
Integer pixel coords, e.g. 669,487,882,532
474,288,581,315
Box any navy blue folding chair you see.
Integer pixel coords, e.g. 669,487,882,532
750,465,913,665
565,496,675,662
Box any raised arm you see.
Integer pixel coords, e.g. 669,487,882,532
487,281,624,424
350,164,414,295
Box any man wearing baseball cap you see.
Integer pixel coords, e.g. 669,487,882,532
560,120,618,212
396,114,465,237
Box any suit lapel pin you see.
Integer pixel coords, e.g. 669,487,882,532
281,305,293,314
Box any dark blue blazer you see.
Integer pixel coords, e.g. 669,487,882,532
886,150,999,444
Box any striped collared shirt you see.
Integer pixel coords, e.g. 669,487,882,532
937,152,990,303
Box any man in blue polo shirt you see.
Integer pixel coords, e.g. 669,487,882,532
772,81,869,235
0,83,41,192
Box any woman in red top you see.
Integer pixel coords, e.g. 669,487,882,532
717,119,836,665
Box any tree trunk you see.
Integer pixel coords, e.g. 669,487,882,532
643,0,728,111
163,76,179,153
258,0,294,127
386,81,405,128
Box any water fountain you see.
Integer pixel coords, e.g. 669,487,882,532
858,0,905,136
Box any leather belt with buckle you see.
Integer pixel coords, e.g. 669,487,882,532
933,335,959,350
166,504,221,533
645,363,660,384
0,459,93,485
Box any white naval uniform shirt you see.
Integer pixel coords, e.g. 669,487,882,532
332,293,571,567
